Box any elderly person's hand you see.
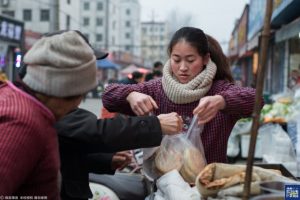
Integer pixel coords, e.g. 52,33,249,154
193,95,226,124
126,91,158,116
111,151,133,170
157,112,183,135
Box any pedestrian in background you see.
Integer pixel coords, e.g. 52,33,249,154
145,61,163,82
102,27,259,164
153,61,163,73
119,71,144,84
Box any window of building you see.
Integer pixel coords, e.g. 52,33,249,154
23,9,32,21
112,5,116,14
112,36,115,45
66,15,70,30
96,34,103,42
288,37,300,88
40,9,50,21
112,21,116,30
96,18,103,26
142,27,147,33
160,27,164,32
126,9,130,15
84,33,89,40
126,21,130,27
125,33,130,39
84,2,90,10
83,17,90,26
2,10,14,17
67,0,71,4
97,2,103,10
125,45,131,51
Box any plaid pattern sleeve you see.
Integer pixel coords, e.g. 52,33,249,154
102,79,260,164
213,80,259,120
102,79,161,115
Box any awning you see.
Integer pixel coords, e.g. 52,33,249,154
271,0,300,28
97,59,120,70
275,17,300,42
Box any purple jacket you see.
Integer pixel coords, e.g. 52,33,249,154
102,79,257,163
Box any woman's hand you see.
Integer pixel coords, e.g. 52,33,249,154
111,151,133,170
157,112,183,135
193,95,226,124
126,91,158,116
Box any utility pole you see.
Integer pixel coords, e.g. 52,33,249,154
243,0,273,199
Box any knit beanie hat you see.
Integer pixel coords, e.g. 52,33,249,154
23,30,108,97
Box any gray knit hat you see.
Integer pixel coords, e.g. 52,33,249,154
23,30,108,97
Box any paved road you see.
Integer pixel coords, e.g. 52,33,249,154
79,97,103,116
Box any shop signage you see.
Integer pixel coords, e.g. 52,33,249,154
247,0,266,41
0,15,24,43
228,23,239,57
272,0,293,20
0,43,8,55
238,5,248,50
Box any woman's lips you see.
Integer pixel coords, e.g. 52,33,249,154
178,74,189,82
179,74,189,78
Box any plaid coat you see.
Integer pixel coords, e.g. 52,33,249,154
102,79,258,163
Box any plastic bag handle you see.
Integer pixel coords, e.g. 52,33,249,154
185,115,199,139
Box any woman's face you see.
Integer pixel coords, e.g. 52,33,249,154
170,40,209,84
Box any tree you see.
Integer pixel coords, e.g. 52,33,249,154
166,9,193,36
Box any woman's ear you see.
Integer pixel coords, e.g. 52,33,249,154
203,53,210,65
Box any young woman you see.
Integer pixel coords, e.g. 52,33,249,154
102,27,259,163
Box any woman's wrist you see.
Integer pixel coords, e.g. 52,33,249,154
215,95,226,110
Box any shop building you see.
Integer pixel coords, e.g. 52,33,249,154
0,14,24,81
228,0,300,95
271,0,300,91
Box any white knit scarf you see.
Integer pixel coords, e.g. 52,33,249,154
162,59,217,104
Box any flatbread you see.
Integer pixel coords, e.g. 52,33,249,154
195,163,291,198
179,147,206,184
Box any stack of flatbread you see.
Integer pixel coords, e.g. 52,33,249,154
196,163,295,198
155,146,206,184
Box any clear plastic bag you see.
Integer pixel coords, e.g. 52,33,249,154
260,123,297,176
154,115,207,184
143,115,206,183
184,115,205,154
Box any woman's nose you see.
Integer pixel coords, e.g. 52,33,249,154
179,62,188,71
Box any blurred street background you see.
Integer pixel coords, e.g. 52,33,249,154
1,0,300,178
79,98,102,117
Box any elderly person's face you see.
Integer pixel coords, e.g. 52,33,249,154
37,95,84,120
170,41,209,84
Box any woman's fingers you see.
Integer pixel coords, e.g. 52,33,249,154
128,92,158,116
149,97,159,109
197,110,216,124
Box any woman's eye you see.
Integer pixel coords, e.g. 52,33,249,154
187,60,194,63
